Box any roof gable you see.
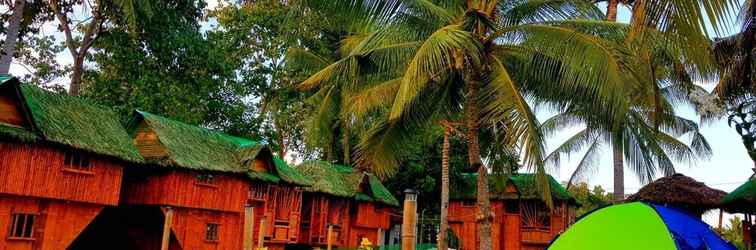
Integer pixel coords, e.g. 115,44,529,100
451,173,575,203
0,77,142,162
131,111,310,186
297,160,399,206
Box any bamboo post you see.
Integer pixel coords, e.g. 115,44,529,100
402,189,418,250
160,206,174,250
257,217,266,249
243,205,255,250
327,224,334,250
718,209,724,230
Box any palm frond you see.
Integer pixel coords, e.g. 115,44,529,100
389,24,481,120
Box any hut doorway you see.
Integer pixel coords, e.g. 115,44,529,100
69,205,173,250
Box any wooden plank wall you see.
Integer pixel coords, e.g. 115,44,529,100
169,207,243,250
0,89,27,127
262,185,302,245
352,202,391,229
121,170,247,213
299,194,351,247
0,194,103,250
448,199,571,250
131,122,168,159
0,142,123,205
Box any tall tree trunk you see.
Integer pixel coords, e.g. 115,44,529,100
69,55,85,96
606,0,619,21
466,78,492,250
438,124,451,250
342,121,350,165
325,128,337,162
0,0,25,75
612,138,625,202
51,0,103,96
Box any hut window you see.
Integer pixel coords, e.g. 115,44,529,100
63,150,91,171
505,201,519,214
205,223,219,242
196,174,217,187
521,201,550,229
8,213,35,240
461,200,476,207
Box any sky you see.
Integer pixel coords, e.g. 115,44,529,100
3,0,753,226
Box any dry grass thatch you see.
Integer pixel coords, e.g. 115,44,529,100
627,174,726,216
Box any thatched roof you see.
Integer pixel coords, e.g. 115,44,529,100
450,173,576,204
627,174,726,215
720,171,755,214
130,111,309,185
296,160,399,206
0,76,143,163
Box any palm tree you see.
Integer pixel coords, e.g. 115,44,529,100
568,0,733,200
294,1,642,249
543,104,712,192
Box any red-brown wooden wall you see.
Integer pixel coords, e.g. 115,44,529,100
262,185,303,246
299,194,352,247
347,202,392,246
0,142,124,205
168,207,243,250
0,195,103,250
121,170,248,213
448,200,573,250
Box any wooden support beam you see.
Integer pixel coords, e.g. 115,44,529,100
257,218,266,249
243,205,255,250
327,224,334,250
160,206,174,250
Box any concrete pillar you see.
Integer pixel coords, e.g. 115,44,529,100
402,189,418,250
161,206,174,250
243,205,255,250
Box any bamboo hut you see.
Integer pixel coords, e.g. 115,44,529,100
296,160,399,248
720,169,755,249
72,111,311,250
0,76,144,250
627,173,727,217
448,173,577,250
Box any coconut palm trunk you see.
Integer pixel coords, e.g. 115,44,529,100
0,0,25,75
438,124,451,250
606,0,619,21
612,137,625,202
465,77,493,250
343,121,350,165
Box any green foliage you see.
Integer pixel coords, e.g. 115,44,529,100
716,217,748,250
12,35,70,88
208,0,332,159
82,0,253,128
566,182,613,217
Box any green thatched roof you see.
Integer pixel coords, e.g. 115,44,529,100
273,156,313,186
131,111,308,186
297,160,399,206
720,173,755,214
450,173,575,204
0,77,143,162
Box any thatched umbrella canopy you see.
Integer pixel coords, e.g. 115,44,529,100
627,174,727,217
720,169,756,214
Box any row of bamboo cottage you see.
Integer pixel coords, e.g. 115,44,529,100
0,75,579,250
0,76,400,250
